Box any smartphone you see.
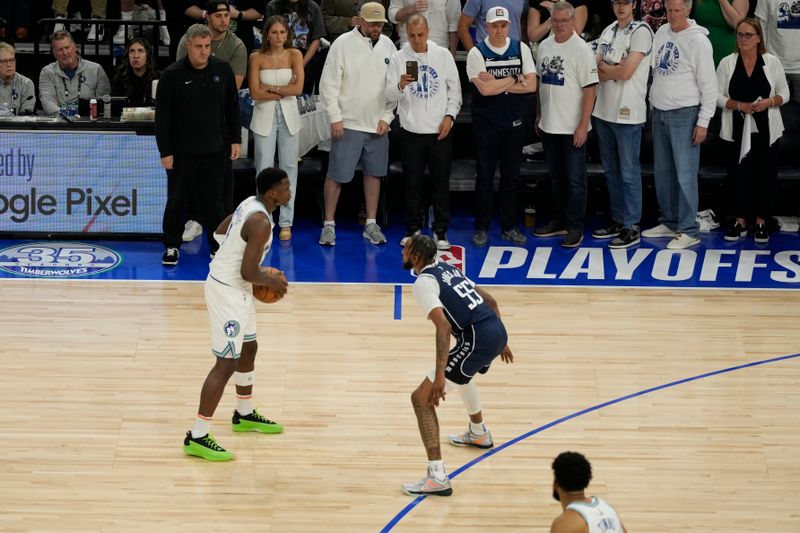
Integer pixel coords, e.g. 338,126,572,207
406,60,419,82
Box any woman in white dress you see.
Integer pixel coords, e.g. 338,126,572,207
248,15,305,240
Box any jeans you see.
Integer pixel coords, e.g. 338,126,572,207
540,132,588,231
400,128,452,234
593,117,644,229
253,105,299,228
651,106,701,237
473,115,524,231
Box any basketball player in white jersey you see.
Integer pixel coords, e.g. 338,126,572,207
183,167,291,461
550,451,627,533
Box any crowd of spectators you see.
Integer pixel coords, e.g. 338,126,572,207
1,0,799,262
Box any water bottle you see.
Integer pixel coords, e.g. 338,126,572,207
0,102,13,117
89,98,98,121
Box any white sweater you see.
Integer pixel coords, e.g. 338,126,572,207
384,41,462,134
319,27,397,133
715,52,790,146
649,20,717,128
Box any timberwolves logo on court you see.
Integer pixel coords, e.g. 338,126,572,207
539,56,566,86
224,320,240,338
655,41,680,76
0,242,121,278
778,1,800,28
409,66,441,99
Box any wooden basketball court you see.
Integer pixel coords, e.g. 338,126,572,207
1,279,799,531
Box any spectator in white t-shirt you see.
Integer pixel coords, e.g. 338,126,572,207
591,0,653,249
532,1,598,249
755,0,800,103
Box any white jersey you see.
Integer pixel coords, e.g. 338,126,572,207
208,196,272,290
566,497,624,533
593,20,653,125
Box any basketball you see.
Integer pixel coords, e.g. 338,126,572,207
253,267,286,304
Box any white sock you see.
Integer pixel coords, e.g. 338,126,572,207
159,9,167,20
120,10,133,20
191,415,211,438
236,395,253,416
428,460,447,481
366,218,377,226
324,220,335,227
470,421,487,435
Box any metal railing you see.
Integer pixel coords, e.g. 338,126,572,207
33,17,171,60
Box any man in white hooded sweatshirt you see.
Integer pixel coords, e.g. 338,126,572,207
386,14,462,250
642,0,717,250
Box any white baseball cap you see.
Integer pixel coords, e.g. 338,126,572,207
486,6,510,24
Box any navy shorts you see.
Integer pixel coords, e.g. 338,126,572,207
445,318,508,385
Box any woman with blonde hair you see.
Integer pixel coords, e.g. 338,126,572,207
248,15,304,240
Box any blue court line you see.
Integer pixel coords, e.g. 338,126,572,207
394,285,402,320
380,351,800,532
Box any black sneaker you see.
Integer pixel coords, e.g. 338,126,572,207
501,227,528,245
609,227,640,249
753,223,769,244
533,220,567,237
472,230,488,247
162,247,179,266
724,222,747,242
592,221,623,239
561,229,584,248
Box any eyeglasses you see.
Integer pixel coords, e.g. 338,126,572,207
0,58,16,65
736,32,757,39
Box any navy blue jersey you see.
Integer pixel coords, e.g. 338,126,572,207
470,38,525,131
416,262,497,336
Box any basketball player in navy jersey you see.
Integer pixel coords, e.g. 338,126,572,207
551,451,627,533
400,234,514,496
183,167,290,461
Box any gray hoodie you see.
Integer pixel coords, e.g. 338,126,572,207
38,57,111,115
650,19,718,128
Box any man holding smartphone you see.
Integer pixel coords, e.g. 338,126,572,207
385,14,462,250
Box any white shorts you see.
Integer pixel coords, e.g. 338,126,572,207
205,275,257,359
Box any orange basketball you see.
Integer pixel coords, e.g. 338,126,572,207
253,267,286,304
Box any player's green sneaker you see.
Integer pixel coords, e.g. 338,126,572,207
231,409,284,434
183,431,233,461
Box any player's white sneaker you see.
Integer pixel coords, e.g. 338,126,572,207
402,471,452,497
448,429,494,449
